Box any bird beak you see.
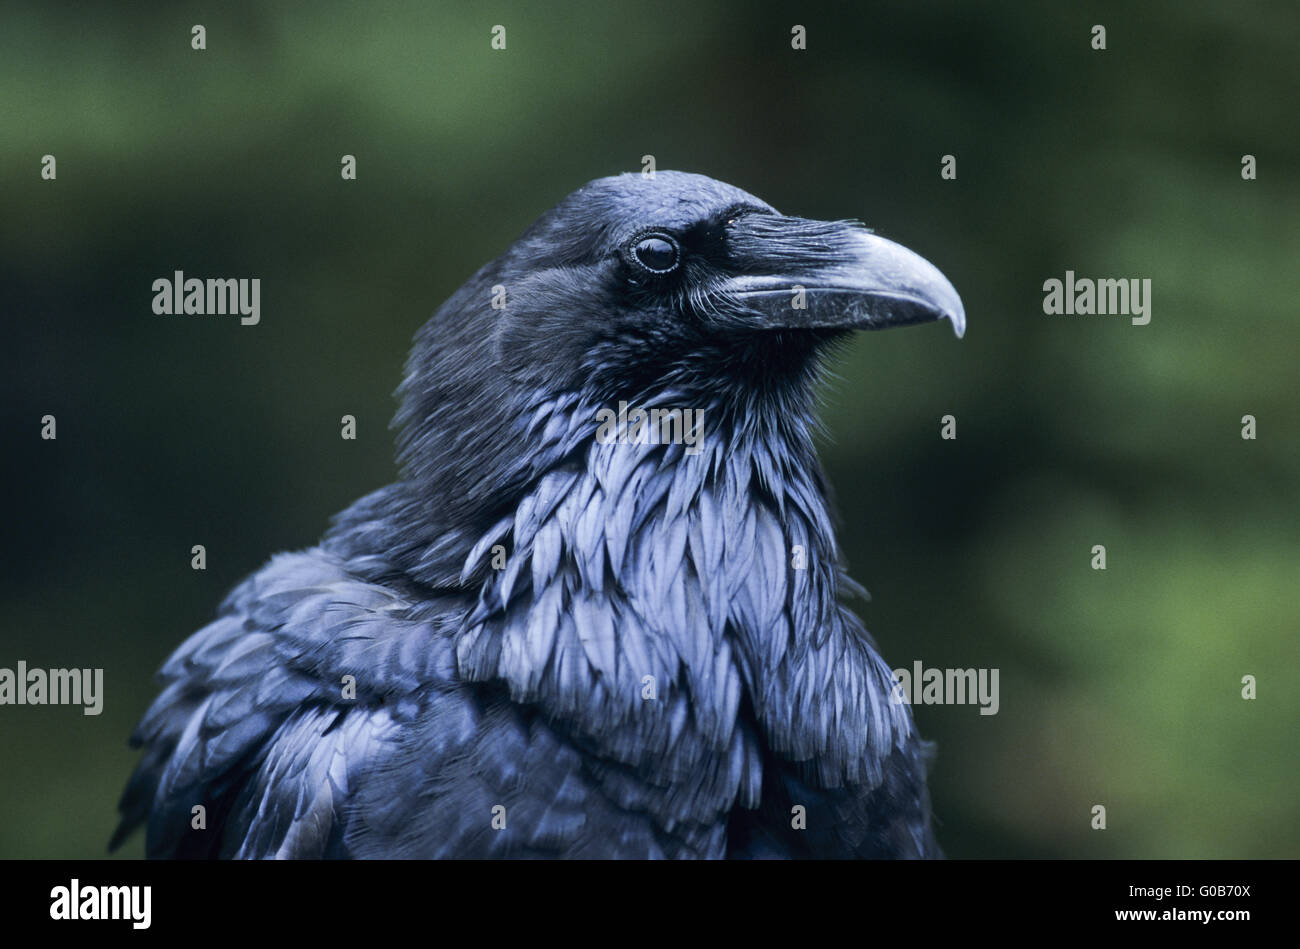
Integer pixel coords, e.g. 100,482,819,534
721,217,966,338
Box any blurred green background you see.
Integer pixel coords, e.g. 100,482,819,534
2,0,1297,859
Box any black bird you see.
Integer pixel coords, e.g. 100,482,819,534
112,171,964,858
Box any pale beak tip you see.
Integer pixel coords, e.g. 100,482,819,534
948,304,967,339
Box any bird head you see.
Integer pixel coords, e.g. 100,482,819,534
481,171,965,399
385,171,964,567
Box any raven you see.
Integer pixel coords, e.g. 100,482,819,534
112,171,964,858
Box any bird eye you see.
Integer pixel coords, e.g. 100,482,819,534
632,235,679,273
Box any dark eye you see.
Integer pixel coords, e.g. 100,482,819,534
632,235,679,273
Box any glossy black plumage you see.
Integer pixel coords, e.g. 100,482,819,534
112,171,962,858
